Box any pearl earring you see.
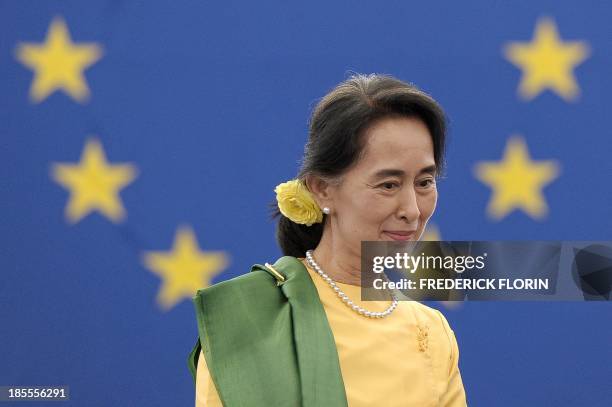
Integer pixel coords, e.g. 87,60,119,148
322,207,331,215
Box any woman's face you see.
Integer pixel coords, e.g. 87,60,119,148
325,116,438,247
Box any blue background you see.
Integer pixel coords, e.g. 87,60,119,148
1,1,611,405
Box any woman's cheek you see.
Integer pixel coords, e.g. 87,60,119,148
420,190,438,220
359,196,386,220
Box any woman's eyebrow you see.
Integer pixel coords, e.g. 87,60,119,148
420,165,437,175
372,169,405,179
371,165,437,179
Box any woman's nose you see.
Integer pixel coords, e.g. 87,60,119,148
397,186,421,222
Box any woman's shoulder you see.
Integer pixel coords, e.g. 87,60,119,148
193,265,274,301
407,300,449,320
194,256,303,299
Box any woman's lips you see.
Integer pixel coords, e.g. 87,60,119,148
383,231,415,241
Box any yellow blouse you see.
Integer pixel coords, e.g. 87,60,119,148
196,259,467,406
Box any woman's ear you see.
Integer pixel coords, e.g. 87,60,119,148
305,175,332,208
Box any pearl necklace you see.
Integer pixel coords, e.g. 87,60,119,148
305,250,398,318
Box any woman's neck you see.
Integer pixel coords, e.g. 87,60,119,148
310,231,361,286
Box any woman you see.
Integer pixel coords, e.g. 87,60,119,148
188,73,467,406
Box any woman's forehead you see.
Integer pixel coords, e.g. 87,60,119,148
357,117,435,173
364,116,432,149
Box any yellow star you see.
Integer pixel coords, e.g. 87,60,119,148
15,16,103,103
142,226,229,310
504,17,589,101
474,136,560,220
51,138,137,224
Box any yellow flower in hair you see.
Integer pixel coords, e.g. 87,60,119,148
274,179,323,226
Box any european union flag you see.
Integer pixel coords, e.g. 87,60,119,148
1,1,610,405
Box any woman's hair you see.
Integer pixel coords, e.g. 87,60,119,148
272,73,448,258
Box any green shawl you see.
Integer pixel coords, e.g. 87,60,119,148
187,256,349,407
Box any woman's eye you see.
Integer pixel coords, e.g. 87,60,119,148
418,178,436,188
380,182,399,190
